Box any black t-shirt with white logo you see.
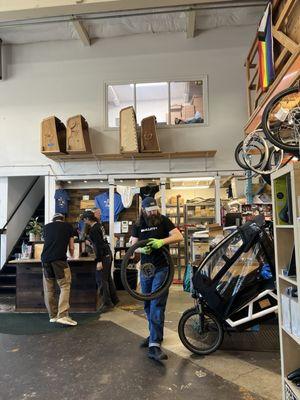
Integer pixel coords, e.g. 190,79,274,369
132,215,175,267
41,221,74,263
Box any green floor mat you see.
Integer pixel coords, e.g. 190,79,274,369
0,313,99,335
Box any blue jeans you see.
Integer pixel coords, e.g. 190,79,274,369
140,266,169,347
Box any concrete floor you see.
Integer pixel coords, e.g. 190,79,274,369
0,285,281,400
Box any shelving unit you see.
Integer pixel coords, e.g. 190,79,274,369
271,162,300,400
241,203,273,223
165,198,185,282
183,202,215,265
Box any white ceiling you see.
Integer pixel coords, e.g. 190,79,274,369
0,6,265,45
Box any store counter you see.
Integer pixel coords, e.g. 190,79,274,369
8,258,99,312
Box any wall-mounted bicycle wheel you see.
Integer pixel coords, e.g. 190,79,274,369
242,129,270,174
262,86,300,153
234,140,266,171
120,239,174,301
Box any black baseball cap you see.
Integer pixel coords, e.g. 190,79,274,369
142,197,159,211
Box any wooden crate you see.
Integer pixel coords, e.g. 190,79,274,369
41,116,67,155
66,115,92,154
119,106,139,154
140,116,160,153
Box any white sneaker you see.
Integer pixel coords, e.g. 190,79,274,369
50,317,58,323
56,316,77,326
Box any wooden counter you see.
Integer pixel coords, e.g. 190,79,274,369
8,258,99,312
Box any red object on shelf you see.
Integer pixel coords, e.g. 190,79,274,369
173,278,183,284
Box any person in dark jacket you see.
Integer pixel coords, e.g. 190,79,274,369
82,210,119,313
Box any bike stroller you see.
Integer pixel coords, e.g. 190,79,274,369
178,217,278,355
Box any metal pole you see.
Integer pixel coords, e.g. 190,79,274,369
215,175,221,224
109,177,115,272
160,177,166,215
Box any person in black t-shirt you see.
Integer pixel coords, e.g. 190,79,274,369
131,197,183,361
41,213,77,326
82,210,119,313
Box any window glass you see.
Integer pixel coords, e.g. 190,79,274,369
170,81,204,125
106,79,206,128
135,82,168,125
107,84,134,128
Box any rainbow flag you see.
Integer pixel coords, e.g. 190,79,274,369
257,2,275,91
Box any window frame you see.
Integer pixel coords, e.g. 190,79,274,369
104,75,209,131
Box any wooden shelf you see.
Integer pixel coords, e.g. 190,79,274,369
45,150,217,162
279,274,298,286
245,53,300,134
284,377,300,399
282,326,300,347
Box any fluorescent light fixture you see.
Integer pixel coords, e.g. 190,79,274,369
170,177,214,182
171,185,210,190
67,181,72,184
84,180,88,183
130,82,168,88
100,180,104,183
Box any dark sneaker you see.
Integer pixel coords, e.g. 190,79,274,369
140,337,149,348
147,346,168,361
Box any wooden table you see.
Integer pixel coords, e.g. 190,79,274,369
8,258,99,312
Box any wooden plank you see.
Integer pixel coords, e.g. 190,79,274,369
272,27,299,54
244,52,300,134
71,18,90,46
247,70,253,115
274,0,296,31
185,10,196,39
46,150,217,161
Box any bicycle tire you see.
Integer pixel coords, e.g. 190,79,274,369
178,307,224,355
242,130,270,174
262,86,300,153
235,140,266,171
120,239,174,301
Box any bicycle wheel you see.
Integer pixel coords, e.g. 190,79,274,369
235,138,267,171
242,130,270,174
178,307,224,355
120,239,174,301
262,86,300,153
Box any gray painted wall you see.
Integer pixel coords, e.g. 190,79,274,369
0,25,255,175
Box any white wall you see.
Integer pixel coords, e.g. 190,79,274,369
0,25,255,176
2,176,44,267
7,176,34,216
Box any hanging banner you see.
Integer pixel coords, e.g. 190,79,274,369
257,2,275,92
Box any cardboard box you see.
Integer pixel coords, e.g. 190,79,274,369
291,297,300,337
181,104,195,120
34,243,44,260
80,199,95,210
281,293,292,333
208,224,223,238
167,111,182,124
191,95,204,117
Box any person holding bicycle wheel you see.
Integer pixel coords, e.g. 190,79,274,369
131,197,183,361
